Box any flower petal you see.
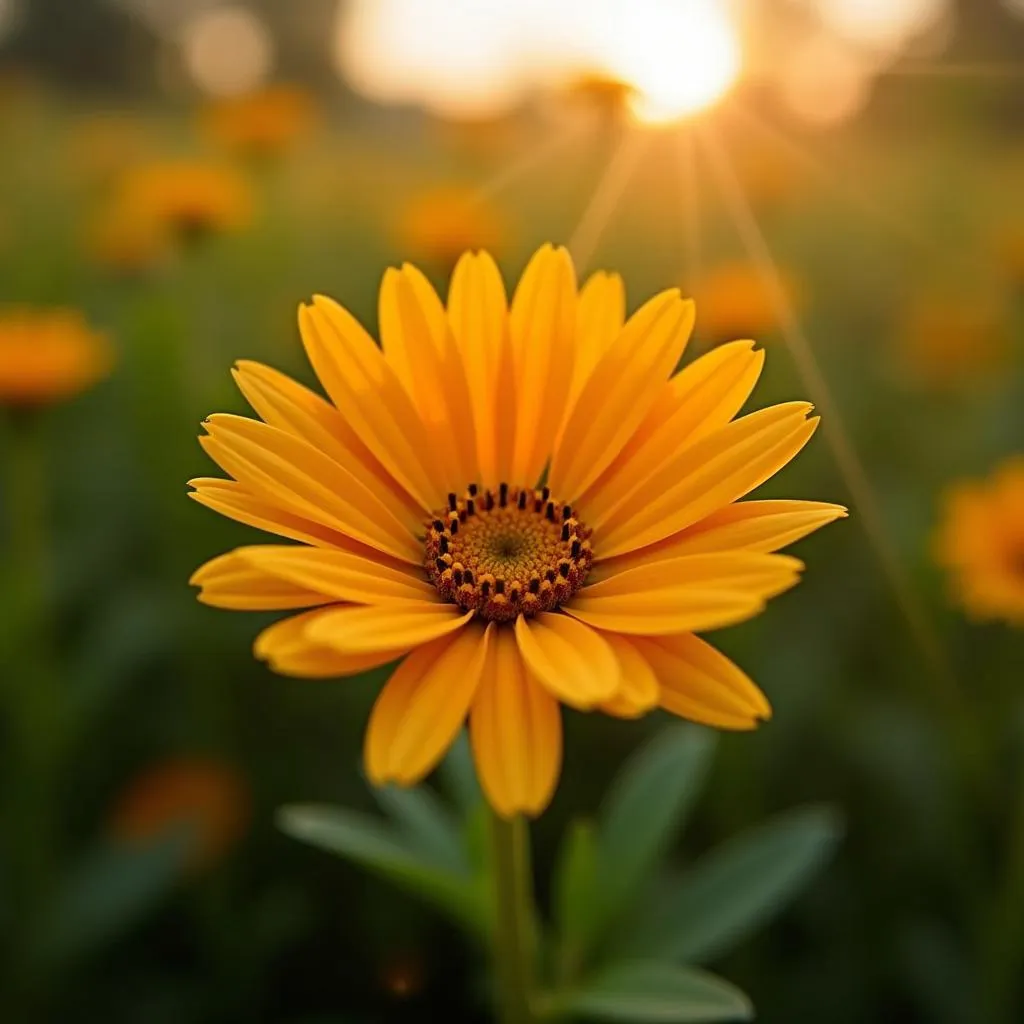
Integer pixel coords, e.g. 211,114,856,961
190,549,335,610
307,601,473,655
235,545,435,604
564,270,625,416
448,251,514,486
565,552,804,635
597,404,820,558
589,500,848,582
598,632,660,719
380,264,479,493
471,627,562,817
200,414,422,564
232,360,423,529
255,610,404,678
550,290,693,501
509,244,577,486
631,633,771,728
188,477,353,548
365,622,492,786
513,611,620,708
298,296,441,509
582,340,765,526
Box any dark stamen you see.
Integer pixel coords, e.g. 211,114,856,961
495,578,505,594
545,501,556,521
432,518,445,532
518,490,527,510
561,522,570,541
562,504,572,520
438,536,448,554
435,557,447,572
468,483,478,496
463,569,474,585
448,492,458,511
558,561,571,578
528,577,540,594
499,482,509,507
466,498,475,516
570,539,581,559
541,486,551,502
480,579,491,597
545,569,557,584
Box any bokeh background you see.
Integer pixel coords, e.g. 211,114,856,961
1,0,1023,1021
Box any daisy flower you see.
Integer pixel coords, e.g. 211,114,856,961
190,244,845,817
934,457,1024,626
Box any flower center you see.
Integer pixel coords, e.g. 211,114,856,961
425,484,593,622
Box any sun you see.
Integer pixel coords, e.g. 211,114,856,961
589,0,741,124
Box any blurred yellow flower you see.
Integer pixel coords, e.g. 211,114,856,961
397,186,505,271
189,243,844,817
0,308,113,407
82,202,170,274
934,458,1024,627
108,758,250,870
693,261,801,344
992,225,1024,287
114,161,254,243
200,84,318,158
899,295,1006,386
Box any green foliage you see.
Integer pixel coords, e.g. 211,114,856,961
557,962,752,1023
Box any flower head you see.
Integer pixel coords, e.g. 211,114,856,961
693,261,801,346
113,160,253,244
108,758,250,870
898,294,1006,387
0,308,113,407
200,84,318,158
397,186,505,272
934,457,1024,626
189,244,844,817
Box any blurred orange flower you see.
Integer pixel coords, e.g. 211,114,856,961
108,758,250,870
0,308,113,407
992,225,1024,287
114,161,254,244
898,295,1007,386
82,203,170,274
693,261,800,344
934,458,1024,627
200,84,318,158
397,186,506,272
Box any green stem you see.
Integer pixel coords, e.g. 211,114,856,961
490,811,539,1024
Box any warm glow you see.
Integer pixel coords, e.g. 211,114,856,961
334,0,741,123
581,0,741,123
814,0,949,53
779,33,874,126
181,5,274,98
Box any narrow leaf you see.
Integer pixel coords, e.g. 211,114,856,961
564,961,752,1022
277,803,482,932
436,728,482,812
620,805,842,963
593,725,716,938
36,830,191,967
372,784,468,874
553,819,599,977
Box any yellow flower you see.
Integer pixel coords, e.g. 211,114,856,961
898,295,1006,386
82,202,170,274
991,225,1024,287
934,458,1024,627
0,308,113,407
200,84,318,158
189,244,845,817
693,261,801,345
397,186,505,272
114,161,253,243
108,758,250,870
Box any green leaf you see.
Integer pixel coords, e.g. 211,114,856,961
619,805,842,963
277,803,483,933
562,962,752,1022
371,784,468,874
436,728,482,813
593,725,716,940
35,830,192,967
553,819,599,977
